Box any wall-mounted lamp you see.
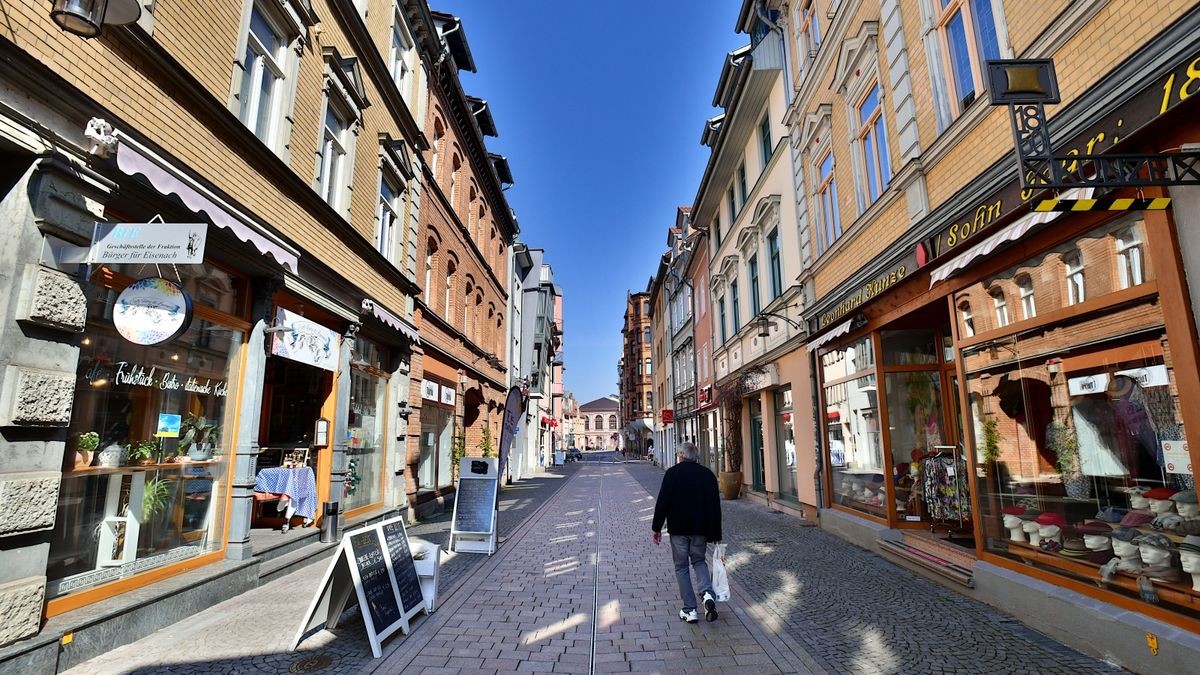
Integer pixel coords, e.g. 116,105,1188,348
397,401,414,417
51,0,141,39
754,310,803,339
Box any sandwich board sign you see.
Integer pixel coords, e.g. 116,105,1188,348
292,517,428,658
449,457,498,555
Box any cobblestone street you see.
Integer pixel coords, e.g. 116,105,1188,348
63,456,1121,674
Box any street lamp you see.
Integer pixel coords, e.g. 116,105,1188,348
51,0,141,39
754,310,803,339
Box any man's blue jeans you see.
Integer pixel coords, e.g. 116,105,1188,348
670,535,712,611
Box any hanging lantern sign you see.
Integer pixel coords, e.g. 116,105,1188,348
113,277,193,345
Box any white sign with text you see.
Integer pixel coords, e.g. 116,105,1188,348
90,222,206,264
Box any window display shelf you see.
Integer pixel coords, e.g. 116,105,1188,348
1006,541,1200,609
64,460,222,476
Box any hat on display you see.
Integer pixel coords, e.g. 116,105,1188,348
1152,514,1184,531
1119,510,1155,527
1118,486,1149,496
1143,487,1179,501
1094,506,1127,523
1176,520,1200,537
1180,535,1200,555
1075,521,1113,536
1111,526,1141,543
1019,509,1042,521
1060,537,1089,556
1017,497,1040,511
1034,512,1067,529
1002,506,1025,516
1134,533,1175,551
1170,489,1198,504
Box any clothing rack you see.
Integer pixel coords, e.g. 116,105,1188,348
923,444,969,535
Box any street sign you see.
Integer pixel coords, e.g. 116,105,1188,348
90,222,206,264
292,518,429,658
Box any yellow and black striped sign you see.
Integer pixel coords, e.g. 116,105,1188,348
1033,196,1172,212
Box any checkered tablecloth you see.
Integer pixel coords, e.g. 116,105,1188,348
254,467,317,520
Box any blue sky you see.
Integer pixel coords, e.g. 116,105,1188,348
439,2,747,405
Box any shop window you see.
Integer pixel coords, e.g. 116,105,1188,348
882,329,939,366
991,288,1009,328
1017,274,1036,319
959,301,975,338
1116,225,1145,289
817,152,842,251
345,338,388,511
855,84,892,206
758,112,772,170
749,255,761,316
417,396,453,491
775,388,798,500
1064,251,1085,305
49,264,246,600
825,373,882,517
933,0,1003,120
886,370,949,523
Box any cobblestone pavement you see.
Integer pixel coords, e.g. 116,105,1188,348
63,464,579,675
371,460,810,674
626,462,1120,675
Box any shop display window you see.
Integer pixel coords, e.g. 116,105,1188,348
963,215,1198,619
344,338,389,511
48,264,244,599
774,388,798,500
823,336,885,517
418,394,453,491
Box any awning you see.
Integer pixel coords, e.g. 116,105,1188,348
365,298,421,345
114,131,300,273
806,318,853,353
624,418,652,433
928,188,1093,288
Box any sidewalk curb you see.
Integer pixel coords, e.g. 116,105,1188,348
357,467,581,673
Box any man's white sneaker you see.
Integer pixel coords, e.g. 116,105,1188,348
702,592,718,622
678,608,699,624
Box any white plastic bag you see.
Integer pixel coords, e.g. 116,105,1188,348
711,542,730,602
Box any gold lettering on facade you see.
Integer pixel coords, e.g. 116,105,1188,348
818,265,908,328
944,200,1002,249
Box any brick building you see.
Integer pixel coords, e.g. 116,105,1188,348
0,0,514,668
618,291,653,455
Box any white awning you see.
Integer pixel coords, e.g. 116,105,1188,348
806,318,853,353
366,298,421,345
928,188,1093,288
114,131,300,273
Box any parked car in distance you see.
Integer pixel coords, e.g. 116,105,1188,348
566,448,583,462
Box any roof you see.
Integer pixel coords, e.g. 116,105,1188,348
468,97,498,137
430,11,476,73
579,395,620,412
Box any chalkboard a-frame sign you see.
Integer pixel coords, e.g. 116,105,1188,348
291,517,427,658
449,457,498,555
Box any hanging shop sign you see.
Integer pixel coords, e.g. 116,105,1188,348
113,277,193,345
497,386,524,479
420,379,439,401
661,409,675,424
90,222,206,264
292,517,430,659
270,307,339,372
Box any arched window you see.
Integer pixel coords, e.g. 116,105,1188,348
642,327,650,343
444,259,457,320
474,292,484,343
463,279,474,338
608,415,617,430
990,288,1008,328
594,415,603,430
467,184,478,233
584,417,590,431
1016,274,1036,319
477,205,486,242
450,153,462,206
431,116,445,175
958,301,974,338
1064,250,1085,305
424,237,437,306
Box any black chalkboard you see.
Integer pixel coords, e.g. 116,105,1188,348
348,530,402,633
381,520,424,614
453,477,497,534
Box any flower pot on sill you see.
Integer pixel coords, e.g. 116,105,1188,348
188,444,214,462
719,471,743,500
96,444,128,468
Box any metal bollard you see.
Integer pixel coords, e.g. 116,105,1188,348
320,501,340,543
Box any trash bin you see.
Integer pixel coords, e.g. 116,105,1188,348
320,501,340,543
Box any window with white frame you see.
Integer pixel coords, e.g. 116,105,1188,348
1064,251,1085,305
798,0,821,62
444,259,456,320
934,0,1003,117
390,5,414,102
749,255,761,316
1116,225,1144,289
768,228,782,300
758,113,772,169
727,187,737,227
424,239,435,305
855,84,891,204
817,152,841,251
713,216,723,246
645,358,652,375
315,50,366,216
718,295,728,343
730,277,741,333
991,288,1009,328
1017,274,1036,319
376,173,405,265
737,162,749,206
959,301,975,337
237,4,291,145
317,104,352,210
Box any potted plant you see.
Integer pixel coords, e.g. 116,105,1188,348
1047,420,1089,499
713,366,766,500
179,414,218,461
127,439,159,466
140,477,174,522
74,431,99,469
96,440,128,468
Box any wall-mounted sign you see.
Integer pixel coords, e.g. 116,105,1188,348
1068,365,1169,396
270,307,339,372
816,254,915,330
420,379,439,401
661,409,675,424
114,277,193,345
90,222,206,264
440,385,456,406
1163,440,1192,475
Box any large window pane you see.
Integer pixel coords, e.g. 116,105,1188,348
886,371,954,523
827,374,884,517
344,339,388,511
775,388,798,500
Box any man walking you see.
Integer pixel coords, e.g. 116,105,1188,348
651,442,722,623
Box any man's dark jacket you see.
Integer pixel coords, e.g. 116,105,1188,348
651,460,721,541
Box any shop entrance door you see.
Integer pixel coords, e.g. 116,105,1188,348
254,357,335,533
749,399,765,492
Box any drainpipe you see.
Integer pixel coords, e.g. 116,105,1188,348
433,17,463,68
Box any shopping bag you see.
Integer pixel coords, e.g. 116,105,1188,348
711,542,730,602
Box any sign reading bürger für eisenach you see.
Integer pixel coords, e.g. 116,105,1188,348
90,222,207,264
